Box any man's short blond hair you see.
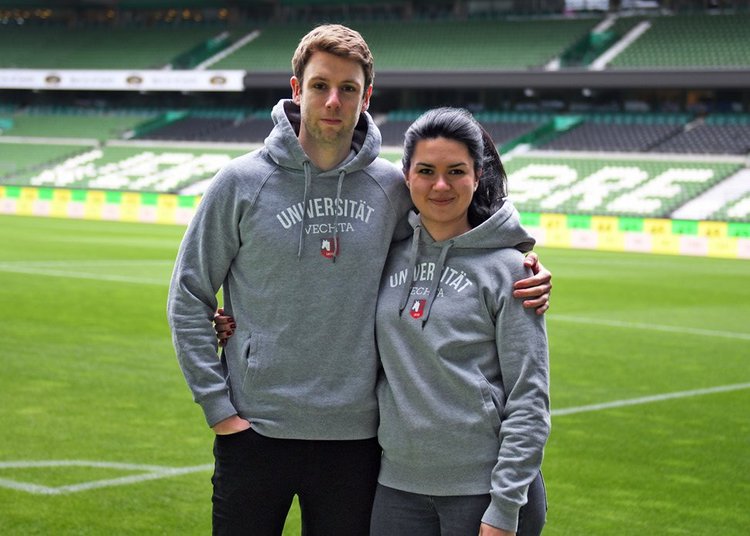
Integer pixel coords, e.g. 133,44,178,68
292,24,374,95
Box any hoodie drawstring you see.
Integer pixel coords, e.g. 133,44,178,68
421,241,452,326
397,225,454,327
297,163,347,262
297,161,312,259
331,169,346,263
398,226,422,316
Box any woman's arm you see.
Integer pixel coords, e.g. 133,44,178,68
482,257,551,532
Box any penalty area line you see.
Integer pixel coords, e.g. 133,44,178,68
0,461,213,495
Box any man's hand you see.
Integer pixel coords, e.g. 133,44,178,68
514,252,552,315
479,522,514,536
214,308,236,347
212,415,251,435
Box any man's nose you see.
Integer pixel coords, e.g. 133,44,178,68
326,89,341,108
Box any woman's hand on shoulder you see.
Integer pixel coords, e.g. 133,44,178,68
513,251,551,315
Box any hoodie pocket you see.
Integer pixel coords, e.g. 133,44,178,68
478,379,503,432
240,334,263,389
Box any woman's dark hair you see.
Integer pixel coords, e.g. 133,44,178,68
402,107,507,227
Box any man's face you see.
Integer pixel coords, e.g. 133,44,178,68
291,51,372,150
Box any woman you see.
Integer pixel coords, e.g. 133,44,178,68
215,108,550,535
370,107,549,536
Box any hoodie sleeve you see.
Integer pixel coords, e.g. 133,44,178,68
166,164,245,428
482,253,551,531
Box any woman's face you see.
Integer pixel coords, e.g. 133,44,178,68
406,137,479,241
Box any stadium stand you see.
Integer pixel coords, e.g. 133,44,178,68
649,114,750,155
9,146,248,192
711,191,750,222
0,108,154,140
530,111,750,156
539,123,683,152
504,154,742,218
0,23,230,69
212,18,601,71
139,117,238,142
203,116,275,143
136,110,273,143
0,142,87,179
608,13,750,68
538,113,692,153
650,123,750,155
1,2,748,223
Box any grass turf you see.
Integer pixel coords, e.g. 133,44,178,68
0,214,748,534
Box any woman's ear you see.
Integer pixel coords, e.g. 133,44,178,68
474,169,482,191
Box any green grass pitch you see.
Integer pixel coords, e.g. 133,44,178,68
0,214,748,534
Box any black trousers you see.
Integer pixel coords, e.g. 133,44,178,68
211,427,381,536
370,472,547,536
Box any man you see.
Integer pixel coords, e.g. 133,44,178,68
167,24,551,536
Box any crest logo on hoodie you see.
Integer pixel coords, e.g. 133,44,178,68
410,299,426,319
321,237,340,258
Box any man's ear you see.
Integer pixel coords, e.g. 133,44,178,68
290,76,301,105
361,85,373,112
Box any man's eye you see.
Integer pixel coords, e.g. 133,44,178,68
312,83,326,90
342,86,357,92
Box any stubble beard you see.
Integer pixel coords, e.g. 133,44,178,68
301,105,358,150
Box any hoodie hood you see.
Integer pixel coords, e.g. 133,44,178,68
398,200,535,324
265,99,382,175
264,99,383,260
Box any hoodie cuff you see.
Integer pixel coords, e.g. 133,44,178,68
201,392,239,428
481,501,520,533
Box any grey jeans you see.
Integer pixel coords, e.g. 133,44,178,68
370,472,547,536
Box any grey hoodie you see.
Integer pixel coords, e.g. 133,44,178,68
167,99,411,440
374,202,550,531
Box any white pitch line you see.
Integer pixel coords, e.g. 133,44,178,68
0,460,180,470
57,465,214,494
3,380,749,494
0,477,58,494
0,260,173,268
0,461,213,495
551,314,750,341
553,382,750,417
0,261,170,286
